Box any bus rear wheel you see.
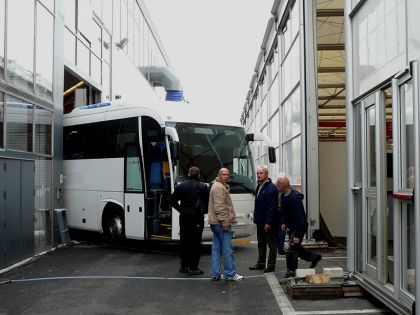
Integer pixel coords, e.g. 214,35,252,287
105,212,125,241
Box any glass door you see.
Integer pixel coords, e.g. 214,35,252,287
360,91,387,279
391,66,417,302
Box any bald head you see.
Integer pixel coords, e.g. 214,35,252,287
256,167,269,183
276,176,291,193
218,168,230,184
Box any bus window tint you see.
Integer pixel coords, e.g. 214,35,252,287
175,123,256,193
64,118,140,159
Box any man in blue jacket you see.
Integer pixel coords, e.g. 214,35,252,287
277,175,321,278
249,167,278,273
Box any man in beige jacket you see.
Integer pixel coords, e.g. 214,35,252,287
208,168,243,281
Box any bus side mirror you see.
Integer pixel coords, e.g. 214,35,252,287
268,147,276,163
170,141,180,160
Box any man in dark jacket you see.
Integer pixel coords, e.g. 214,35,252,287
170,167,209,275
249,167,278,273
277,175,321,278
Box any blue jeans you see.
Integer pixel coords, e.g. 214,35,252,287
210,224,236,278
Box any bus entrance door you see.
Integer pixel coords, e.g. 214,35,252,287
124,152,146,239
124,193,145,239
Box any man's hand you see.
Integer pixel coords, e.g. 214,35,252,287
264,224,271,231
223,225,230,231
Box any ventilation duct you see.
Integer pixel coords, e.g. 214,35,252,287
140,66,183,102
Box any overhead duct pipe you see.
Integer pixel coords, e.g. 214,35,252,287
139,66,183,102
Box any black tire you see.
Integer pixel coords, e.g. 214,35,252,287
105,211,125,241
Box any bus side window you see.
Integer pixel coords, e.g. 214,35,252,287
64,126,86,159
115,118,139,158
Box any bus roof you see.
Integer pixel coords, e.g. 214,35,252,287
64,101,242,128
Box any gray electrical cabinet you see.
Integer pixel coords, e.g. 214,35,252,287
0,158,35,269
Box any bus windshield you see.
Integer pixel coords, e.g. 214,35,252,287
175,123,256,194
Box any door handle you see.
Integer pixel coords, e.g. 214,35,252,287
351,186,361,191
127,205,130,212
139,207,142,212
393,193,413,200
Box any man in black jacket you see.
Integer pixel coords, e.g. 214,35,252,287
170,167,209,275
249,167,278,273
277,175,321,278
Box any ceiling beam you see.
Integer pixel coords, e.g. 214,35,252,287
318,83,345,89
319,112,346,117
319,121,346,128
318,95,345,100
317,44,345,51
318,105,345,109
317,9,344,17
318,67,345,73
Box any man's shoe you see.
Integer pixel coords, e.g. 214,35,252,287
310,255,322,268
249,264,265,270
225,274,244,281
284,270,295,278
211,275,224,281
179,267,189,274
264,267,275,273
189,268,204,275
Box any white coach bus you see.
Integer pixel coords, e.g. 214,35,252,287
63,101,275,241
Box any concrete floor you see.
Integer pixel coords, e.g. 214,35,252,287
0,232,395,315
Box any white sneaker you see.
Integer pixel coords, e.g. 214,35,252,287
225,273,244,281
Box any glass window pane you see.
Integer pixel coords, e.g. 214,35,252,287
0,92,4,148
291,0,299,39
270,75,279,110
121,2,128,53
405,203,416,295
64,28,76,64
91,20,102,58
352,0,405,96
368,197,378,266
35,106,52,155
34,157,53,251
7,0,34,91
38,0,54,13
282,136,301,186
103,1,112,31
354,103,363,183
91,55,101,84
0,0,5,79
64,0,75,30
283,98,292,140
270,110,279,146
102,62,111,100
283,19,291,53
6,96,34,152
401,83,415,189
291,87,301,136
261,97,268,127
91,0,102,20
103,31,111,64
36,6,54,100
77,40,90,75
128,11,134,60
367,105,376,187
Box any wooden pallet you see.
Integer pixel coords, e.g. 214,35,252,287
286,279,365,299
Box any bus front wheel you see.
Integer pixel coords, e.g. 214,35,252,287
105,212,125,241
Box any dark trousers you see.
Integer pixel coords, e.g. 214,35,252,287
277,228,286,254
256,224,278,268
179,214,204,270
286,232,319,272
